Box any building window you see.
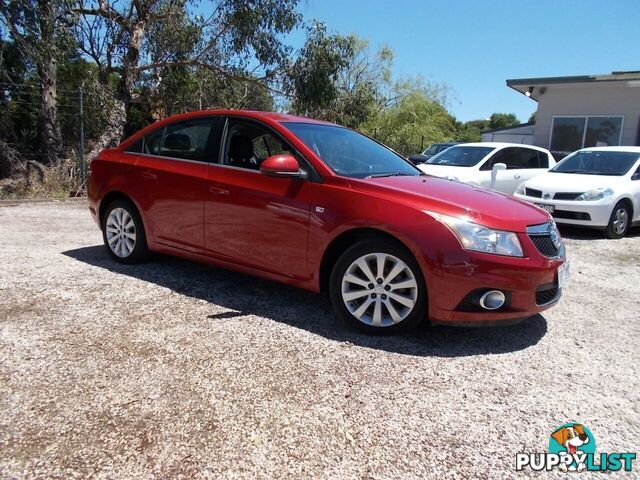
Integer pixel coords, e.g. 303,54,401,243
550,116,623,152
585,117,623,148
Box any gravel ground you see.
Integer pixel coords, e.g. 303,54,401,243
0,200,638,479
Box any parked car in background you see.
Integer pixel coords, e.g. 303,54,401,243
88,110,567,334
514,147,640,238
417,142,556,194
408,142,458,164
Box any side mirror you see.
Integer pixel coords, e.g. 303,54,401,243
632,172,640,181
490,162,507,188
260,154,301,178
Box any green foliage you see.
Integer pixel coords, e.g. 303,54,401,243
453,113,521,143
363,81,457,156
285,21,354,119
489,112,519,129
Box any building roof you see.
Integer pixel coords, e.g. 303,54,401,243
506,70,640,101
481,122,534,134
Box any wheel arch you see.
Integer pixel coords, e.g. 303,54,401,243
617,196,635,217
99,191,143,230
318,227,426,295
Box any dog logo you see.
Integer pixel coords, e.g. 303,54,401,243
517,422,635,473
549,423,594,472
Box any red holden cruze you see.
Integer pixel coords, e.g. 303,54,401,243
88,110,569,334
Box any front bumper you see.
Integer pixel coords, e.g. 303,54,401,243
514,193,613,228
425,233,566,326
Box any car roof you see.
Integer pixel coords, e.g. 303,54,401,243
577,146,640,153
166,109,336,125
457,142,551,152
117,109,338,150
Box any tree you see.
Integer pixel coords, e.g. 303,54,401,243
454,113,521,142
72,0,301,158
363,80,457,155
0,0,68,165
489,112,519,129
285,21,353,120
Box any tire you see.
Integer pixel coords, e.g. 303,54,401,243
604,201,631,239
329,239,427,334
101,199,149,263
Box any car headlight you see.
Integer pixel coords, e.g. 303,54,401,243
576,188,614,201
430,213,524,257
515,182,526,195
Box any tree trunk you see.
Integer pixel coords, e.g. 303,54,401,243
86,98,126,163
36,0,62,166
0,139,20,179
87,22,145,162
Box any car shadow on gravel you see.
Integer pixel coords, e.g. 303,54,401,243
63,246,548,358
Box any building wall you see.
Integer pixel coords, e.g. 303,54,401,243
481,133,534,144
533,82,640,149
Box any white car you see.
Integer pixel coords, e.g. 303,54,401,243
417,142,556,194
514,147,640,238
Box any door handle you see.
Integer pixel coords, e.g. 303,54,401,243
513,174,521,179
209,186,229,196
141,171,158,180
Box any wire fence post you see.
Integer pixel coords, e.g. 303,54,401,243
421,135,424,150
78,86,85,187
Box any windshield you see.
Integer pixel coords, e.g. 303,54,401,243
283,122,420,178
551,150,640,176
426,146,495,167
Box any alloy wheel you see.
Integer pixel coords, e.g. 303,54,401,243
341,252,418,327
106,207,136,258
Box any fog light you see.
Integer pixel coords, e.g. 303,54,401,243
479,290,506,310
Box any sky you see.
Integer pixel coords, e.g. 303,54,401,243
286,0,640,122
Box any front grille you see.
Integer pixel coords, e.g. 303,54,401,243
525,188,542,198
554,192,583,200
552,210,591,221
536,284,560,305
529,235,560,258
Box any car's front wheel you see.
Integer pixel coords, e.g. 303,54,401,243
330,239,427,334
101,199,149,263
605,201,631,239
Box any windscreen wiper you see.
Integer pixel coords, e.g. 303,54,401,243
365,172,418,178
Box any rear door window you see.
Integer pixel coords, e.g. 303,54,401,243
158,119,214,161
517,148,541,169
537,151,549,168
143,117,223,162
481,148,521,170
145,127,165,156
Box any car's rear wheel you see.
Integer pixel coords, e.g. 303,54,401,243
101,199,148,263
330,239,427,334
605,201,631,239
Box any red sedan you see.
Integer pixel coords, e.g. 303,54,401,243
88,110,569,333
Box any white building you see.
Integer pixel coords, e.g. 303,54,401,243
484,71,640,156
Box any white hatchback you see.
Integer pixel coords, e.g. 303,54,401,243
417,142,556,194
514,147,640,238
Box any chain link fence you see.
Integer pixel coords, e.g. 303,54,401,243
0,82,88,196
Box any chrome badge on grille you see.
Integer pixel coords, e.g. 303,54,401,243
526,221,565,259
549,222,562,250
